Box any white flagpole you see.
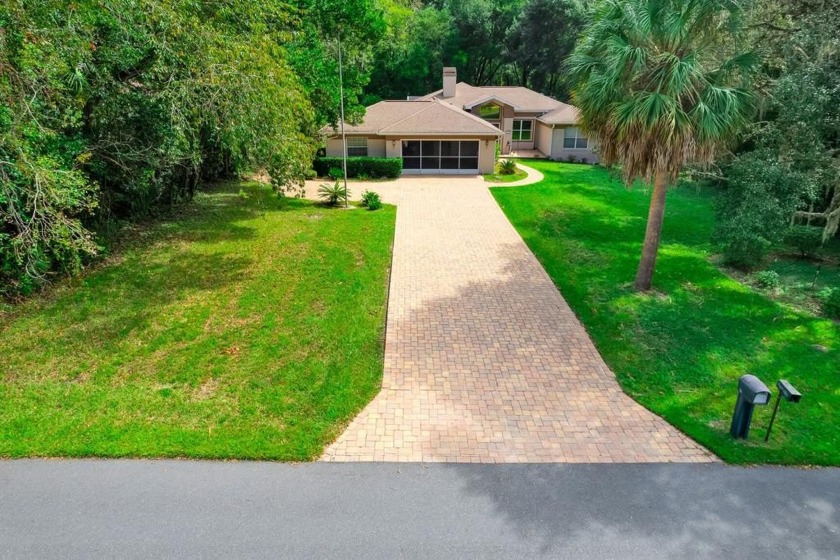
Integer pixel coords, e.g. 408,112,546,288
338,31,349,209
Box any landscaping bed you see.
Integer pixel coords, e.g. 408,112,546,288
483,160,529,183
0,181,396,460
493,161,839,465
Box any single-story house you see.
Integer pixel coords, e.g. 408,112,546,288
321,98,502,175
321,67,598,175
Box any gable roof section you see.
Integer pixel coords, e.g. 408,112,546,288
461,94,521,111
537,103,580,125
419,82,565,113
320,99,502,137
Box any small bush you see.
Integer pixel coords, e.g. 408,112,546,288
498,159,518,175
752,270,782,290
360,190,382,210
822,288,840,319
314,157,402,179
786,226,823,258
328,167,344,180
318,180,349,206
720,236,770,269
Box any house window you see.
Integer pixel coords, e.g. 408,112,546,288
478,104,501,120
512,120,533,141
563,127,588,149
346,137,368,157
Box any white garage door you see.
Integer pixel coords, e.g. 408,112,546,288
401,140,479,174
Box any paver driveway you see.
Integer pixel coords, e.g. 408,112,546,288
320,174,716,463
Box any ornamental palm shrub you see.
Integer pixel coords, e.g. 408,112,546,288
360,190,382,210
499,159,518,175
318,180,349,207
569,0,756,291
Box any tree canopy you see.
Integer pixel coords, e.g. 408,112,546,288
714,0,840,266
568,0,756,290
0,0,383,296
365,0,588,101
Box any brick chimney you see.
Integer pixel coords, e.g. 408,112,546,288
442,67,456,98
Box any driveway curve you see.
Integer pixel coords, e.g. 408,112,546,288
319,175,715,463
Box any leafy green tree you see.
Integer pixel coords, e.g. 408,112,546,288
445,0,526,86
366,3,458,100
714,0,840,259
288,0,385,126
2,0,362,296
569,0,755,291
504,0,586,98
713,150,810,267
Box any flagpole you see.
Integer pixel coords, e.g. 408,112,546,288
338,31,349,209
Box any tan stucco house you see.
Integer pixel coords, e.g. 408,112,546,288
322,67,598,175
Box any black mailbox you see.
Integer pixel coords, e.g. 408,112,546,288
764,379,802,441
730,374,771,439
776,380,801,403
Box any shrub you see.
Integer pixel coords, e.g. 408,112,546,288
752,270,782,290
498,159,518,175
313,157,402,179
360,190,382,210
721,237,770,269
713,152,806,270
822,288,840,319
318,180,349,206
786,226,823,258
328,167,344,179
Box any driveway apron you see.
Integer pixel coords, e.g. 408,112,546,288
321,176,716,463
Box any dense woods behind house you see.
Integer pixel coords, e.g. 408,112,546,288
1,0,839,297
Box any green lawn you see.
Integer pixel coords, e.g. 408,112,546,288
492,161,840,465
730,242,840,317
483,166,529,183
0,181,395,460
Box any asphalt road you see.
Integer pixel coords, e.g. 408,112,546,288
1,461,838,559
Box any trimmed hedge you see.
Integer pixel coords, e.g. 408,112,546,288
313,157,402,179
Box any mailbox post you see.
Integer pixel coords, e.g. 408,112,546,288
730,374,771,439
764,380,802,442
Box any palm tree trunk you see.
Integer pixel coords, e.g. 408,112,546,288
634,171,668,291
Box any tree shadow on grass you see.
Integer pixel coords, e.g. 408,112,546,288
0,182,312,378
506,183,839,464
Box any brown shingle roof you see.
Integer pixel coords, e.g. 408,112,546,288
419,83,566,113
537,104,580,125
320,99,502,137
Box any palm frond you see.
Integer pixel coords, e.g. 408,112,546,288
569,0,756,183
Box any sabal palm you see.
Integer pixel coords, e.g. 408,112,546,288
569,0,755,291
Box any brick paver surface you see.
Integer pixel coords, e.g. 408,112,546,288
320,176,716,463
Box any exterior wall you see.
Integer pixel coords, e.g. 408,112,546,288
478,139,496,174
325,136,386,158
502,106,515,154
385,138,401,159
535,122,553,156
367,138,386,157
325,137,344,157
549,126,600,163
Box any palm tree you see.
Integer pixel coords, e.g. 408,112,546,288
569,0,755,291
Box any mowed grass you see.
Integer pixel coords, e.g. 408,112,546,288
493,161,840,465
484,169,529,183
0,181,395,460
